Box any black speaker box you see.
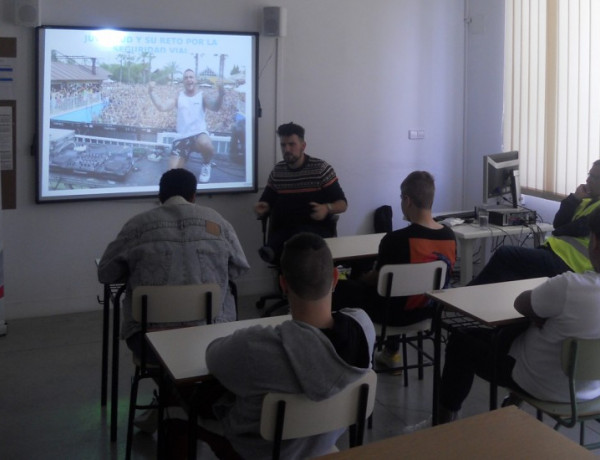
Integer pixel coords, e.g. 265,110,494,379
14,0,40,27
263,6,287,37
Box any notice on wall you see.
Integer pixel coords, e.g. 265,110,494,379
0,56,16,100
0,105,14,170
0,37,16,100
0,37,16,210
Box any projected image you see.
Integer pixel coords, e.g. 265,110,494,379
37,27,257,202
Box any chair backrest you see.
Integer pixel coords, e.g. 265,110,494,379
260,369,377,457
131,284,221,325
561,337,600,381
376,260,447,298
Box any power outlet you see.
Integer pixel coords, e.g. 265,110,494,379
408,130,425,140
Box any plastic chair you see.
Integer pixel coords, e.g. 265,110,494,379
374,261,447,386
125,284,221,460
260,369,377,460
507,337,600,450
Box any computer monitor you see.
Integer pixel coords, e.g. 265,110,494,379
483,151,520,208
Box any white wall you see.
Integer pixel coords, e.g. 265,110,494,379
1,0,466,320
463,0,505,209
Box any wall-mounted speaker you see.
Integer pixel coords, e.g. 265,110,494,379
14,0,40,27
263,6,287,37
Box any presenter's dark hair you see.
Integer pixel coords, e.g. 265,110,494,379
401,171,436,210
158,168,197,203
280,232,333,300
277,122,305,140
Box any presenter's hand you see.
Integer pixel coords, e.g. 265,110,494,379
254,201,270,217
574,184,591,200
309,202,328,221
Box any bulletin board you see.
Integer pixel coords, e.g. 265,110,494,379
0,101,16,209
0,37,17,210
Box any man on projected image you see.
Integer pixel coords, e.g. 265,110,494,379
254,122,348,263
148,69,224,183
469,160,600,285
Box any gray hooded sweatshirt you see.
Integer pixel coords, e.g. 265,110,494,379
206,307,376,459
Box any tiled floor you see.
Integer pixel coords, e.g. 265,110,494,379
1,295,599,459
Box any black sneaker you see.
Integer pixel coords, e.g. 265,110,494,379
501,393,523,408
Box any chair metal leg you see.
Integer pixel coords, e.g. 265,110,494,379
402,335,409,387
417,332,424,380
101,283,110,407
348,424,357,448
110,290,122,443
125,369,141,460
431,304,443,426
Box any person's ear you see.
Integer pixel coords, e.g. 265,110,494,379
279,274,288,295
591,232,599,252
331,266,339,292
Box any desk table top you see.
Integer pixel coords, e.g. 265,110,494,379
451,221,553,240
146,315,291,384
318,406,594,459
325,233,385,261
428,277,547,326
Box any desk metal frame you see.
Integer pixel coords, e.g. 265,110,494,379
428,277,547,425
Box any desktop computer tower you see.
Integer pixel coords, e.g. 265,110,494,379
488,206,537,226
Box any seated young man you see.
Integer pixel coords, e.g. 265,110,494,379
438,207,600,423
332,171,456,368
190,233,375,459
468,160,600,285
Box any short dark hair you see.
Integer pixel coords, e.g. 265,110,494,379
158,168,197,203
400,171,436,210
277,122,305,140
590,207,600,239
280,232,333,301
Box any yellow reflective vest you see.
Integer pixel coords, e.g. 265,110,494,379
546,198,600,272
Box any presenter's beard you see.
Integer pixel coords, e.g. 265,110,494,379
283,152,300,165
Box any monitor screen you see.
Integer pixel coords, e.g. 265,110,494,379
36,26,258,203
483,151,520,207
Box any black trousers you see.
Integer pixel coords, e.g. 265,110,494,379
440,323,530,411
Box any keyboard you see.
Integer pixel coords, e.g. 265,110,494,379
433,210,476,222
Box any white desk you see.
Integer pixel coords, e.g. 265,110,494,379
452,222,554,285
146,315,291,383
429,277,547,326
427,277,547,423
325,233,385,262
318,406,595,459
146,315,290,458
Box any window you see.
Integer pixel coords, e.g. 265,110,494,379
503,0,600,200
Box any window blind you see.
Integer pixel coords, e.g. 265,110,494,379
503,0,600,200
